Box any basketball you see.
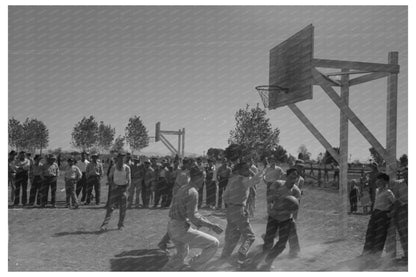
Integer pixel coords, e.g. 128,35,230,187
282,195,299,211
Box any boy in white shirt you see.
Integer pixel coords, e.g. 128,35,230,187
64,158,82,209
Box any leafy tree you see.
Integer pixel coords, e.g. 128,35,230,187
229,104,281,159
97,121,115,153
323,147,340,165
399,154,408,168
21,118,49,154
71,116,99,151
125,116,149,154
207,148,224,161
369,147,385,166
8,117,23,150
297,145,311,161
111,135,125,153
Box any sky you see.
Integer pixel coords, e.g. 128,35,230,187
8,5,408,161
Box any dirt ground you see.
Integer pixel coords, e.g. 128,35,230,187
8,175,407,271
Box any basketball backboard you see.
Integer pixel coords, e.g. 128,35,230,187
155,122,160,142
268,24,314,109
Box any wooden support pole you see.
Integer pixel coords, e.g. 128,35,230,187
182,128,185,157
178,130,181,158
385,52,399,258
288,104,340,164
312,58,399,73
160,134,177,155
348,72,389,86
338,69,349,239
312,68,389,161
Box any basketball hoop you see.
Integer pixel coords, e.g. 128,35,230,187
255,85,289,109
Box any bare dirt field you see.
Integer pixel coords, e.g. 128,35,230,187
8,175,407,271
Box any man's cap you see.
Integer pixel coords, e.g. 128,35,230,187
91,152,99,157
376,172,390,182
67,157,75,162
116,152,126,158
144,158,151,164
295,159,305,167
132,155,140,161
34,154,42,161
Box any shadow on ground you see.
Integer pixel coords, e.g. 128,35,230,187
53,229,117,237
110,249,169,271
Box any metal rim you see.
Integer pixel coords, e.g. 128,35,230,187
255,85,289,92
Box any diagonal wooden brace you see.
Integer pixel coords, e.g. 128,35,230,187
288,103,340,164
312,68,389,161
160,134,177,155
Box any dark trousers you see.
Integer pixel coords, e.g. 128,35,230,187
369,187,376,212
165,183,174,207
154,178,169,207
263,217,292,262
102,185,128,228
14,172,28,205
141,184,151,208
29,176,42,205
86,176,101,204
206,180,217,207
288,220,300,254
350,196,358,213
42,176,57,206
65,179,78,207
198,180,206,208
221,205,255,262
363,209,390,256
217,178,228,208
76,173,87,201
395,204,408,258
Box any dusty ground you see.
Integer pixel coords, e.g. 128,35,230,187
8,175,407,271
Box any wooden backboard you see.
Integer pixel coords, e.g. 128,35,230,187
269,24,314,109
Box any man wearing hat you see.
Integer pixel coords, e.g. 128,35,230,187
127,156,145,209
100,152,131,231
85,153,104,205
162,166,223,271
142,159,155,208
28,154,44,206
205,158,217,209
40,154,59,208
76,152,90,203
13,151,31,206
64,157,82,209
367,162,379,212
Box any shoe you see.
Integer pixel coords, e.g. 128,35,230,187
99,225,108,232
51,205,56,208
118,225,125,231
288,252,299,259
158,242,169,254
74,205,79,209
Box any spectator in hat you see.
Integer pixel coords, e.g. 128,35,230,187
13,151,31,206
76,152,90,203
216,158,232,209
85,153,104,205
196,158,207,209
361,173,396,257
367,162,379,212
8,151,17,204
28,155,43,206
127,156,145,209
64,157,82,209
205,158,217,209
263,156,284,197
40,154,59,208
154,159,171,208
100,152,131,231
142,159,155,208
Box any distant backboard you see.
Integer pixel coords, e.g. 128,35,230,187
155,122,160,142
269,24,314,109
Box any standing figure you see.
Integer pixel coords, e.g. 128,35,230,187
142,159,155,208
205,159,217,209
85,153,104,205
76,152,90,203
100,152,131,231
40,154,59,208
162,166,223,271
216,158,231,210
349,180,359,214
28,155,43,206
128,156,145,209
64,157,82,209
221,162,263,269
196,158,207,209
8,151,17,204
263,156,284,197
362,173,396,257
367,162,379,212
13,151,31,206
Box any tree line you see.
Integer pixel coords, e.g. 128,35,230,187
8,115,150,154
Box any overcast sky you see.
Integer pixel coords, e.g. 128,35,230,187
8,6,407,160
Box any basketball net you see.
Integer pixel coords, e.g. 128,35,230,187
255,85,288,109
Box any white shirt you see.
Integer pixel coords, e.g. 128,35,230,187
111,164,131,186
77,159,90,172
